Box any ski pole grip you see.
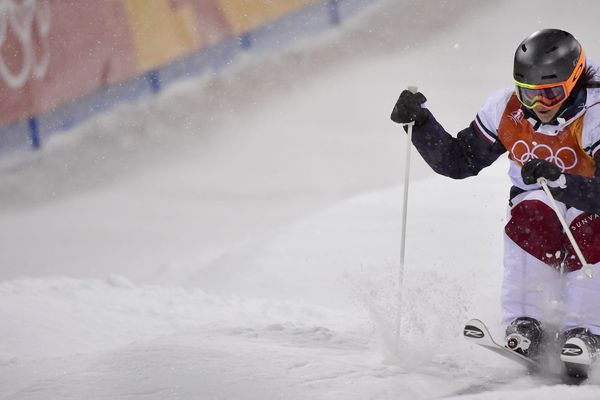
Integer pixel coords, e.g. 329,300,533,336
401,86,419,128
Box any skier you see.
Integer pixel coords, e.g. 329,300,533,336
390,29,600,373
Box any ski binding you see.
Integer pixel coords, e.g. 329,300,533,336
463,318,538,371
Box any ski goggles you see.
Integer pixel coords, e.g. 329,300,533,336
514,81,569,110
514,50,586,110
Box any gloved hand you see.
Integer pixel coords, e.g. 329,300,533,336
521,158,564,186
391,90,428,126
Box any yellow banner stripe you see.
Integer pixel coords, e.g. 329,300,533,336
217,0,319,35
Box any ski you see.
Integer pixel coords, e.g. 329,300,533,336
561,337,593,379
463,319,590,383
463,319,539,372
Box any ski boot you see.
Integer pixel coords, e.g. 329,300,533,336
504,317,543,359
561,327,600,380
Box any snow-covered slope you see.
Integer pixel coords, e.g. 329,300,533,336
2,0,600,398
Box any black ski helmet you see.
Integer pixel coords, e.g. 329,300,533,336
513,28,585,91
513,29,586,112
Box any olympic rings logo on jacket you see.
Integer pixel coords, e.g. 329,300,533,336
510,140,578,172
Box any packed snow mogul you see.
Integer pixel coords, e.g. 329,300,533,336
391,29,600,377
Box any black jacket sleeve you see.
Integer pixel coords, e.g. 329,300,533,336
554,156,600,213
409,111,507,179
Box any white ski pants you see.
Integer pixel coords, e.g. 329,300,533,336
502,190,600,334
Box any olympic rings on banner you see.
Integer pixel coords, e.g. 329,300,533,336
0,0,51,89
511,140,578,172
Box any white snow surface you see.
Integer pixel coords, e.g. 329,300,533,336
2,0,600,398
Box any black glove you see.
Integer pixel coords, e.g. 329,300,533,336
521,159,563,185
390,90,428,126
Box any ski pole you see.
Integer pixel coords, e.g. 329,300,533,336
399,86,418,285
394,86,418,352
537,177,594,279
